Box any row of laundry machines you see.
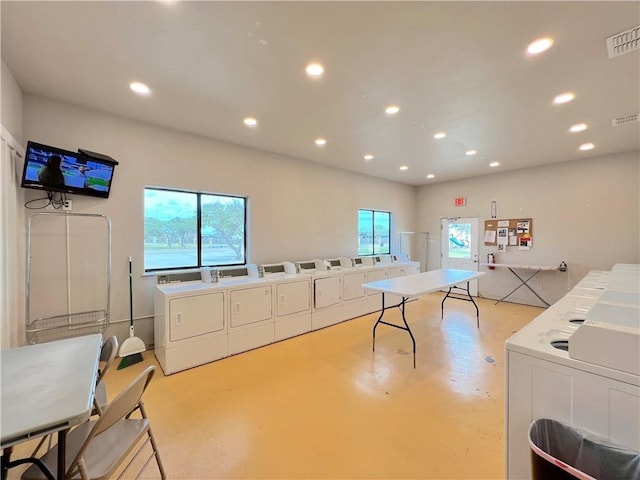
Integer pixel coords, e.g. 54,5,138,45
505,263,640,479
154,255,420,374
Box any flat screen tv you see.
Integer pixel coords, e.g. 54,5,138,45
21,141,118,198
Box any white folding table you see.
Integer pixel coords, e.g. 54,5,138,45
1,334,102,480
480,263,559,307
363,269,485,367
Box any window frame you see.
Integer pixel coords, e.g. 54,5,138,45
358,208,391,256
144,186,247,272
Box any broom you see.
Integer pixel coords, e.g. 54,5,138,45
118,256,145,369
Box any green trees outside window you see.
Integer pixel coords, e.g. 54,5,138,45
358,209,390,256
144,188,246,271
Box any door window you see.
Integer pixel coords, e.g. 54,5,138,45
448,223,471,259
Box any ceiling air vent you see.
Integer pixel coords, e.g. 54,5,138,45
606,25,640,59
611,113,639,127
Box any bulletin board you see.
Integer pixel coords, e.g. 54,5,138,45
484,218,533,251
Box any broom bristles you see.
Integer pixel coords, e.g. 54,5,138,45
117,352,144,370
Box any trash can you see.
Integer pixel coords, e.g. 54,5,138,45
528,418,640,480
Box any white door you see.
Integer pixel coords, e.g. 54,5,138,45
276,280,311,317
230,286,273,327
169,292,225,341
314,276,341,309
342,272,366,301
440,217,480,295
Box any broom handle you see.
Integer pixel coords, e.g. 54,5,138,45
129,255,134,330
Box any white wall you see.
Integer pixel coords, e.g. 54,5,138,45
416,151,640,305
21,95,417,346
1,58,26,348
1,59,24,144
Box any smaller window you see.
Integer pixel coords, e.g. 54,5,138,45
358,209,390,256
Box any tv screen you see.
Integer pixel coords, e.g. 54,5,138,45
21,141,118,198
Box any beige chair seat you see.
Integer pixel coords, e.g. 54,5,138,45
23,419,149,480
22,366,165,480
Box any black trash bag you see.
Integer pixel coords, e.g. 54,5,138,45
529,418,640,480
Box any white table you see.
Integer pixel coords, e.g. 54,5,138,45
480,263,559,307
1,334,102,479
363,269,485,367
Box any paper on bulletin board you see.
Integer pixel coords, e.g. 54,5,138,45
484,230,496,243
497,227,508,252
517,221,530,234
519,235,532,250
498,220,510,227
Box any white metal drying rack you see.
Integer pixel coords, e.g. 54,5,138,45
25,212,111,344
398,231,429,272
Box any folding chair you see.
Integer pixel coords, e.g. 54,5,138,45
30,335,119,459
22,366,166,480
92,336,118,416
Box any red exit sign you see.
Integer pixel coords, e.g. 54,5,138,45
454,197,466,206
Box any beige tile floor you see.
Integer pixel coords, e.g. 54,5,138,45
8,294,542,479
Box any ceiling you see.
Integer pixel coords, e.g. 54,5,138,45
2,1,639,186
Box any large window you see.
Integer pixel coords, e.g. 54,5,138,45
358,209,390,256
144,187,247,271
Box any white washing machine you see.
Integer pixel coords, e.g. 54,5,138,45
341,257,387,319
389,253,421,275
362,260,389,314
297,259,344,330
341,262,368,319
380,254,421,305
154,281,227,375
220,267,275,356
261,262,312,341
505,264,640,479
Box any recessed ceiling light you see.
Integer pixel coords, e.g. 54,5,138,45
527,37,554,55
569,123,588,133
129,82,151,95
399,165,409,171
306,63,324,78
363,154,374,161
553,92,575,105
489,161,500,168
433,132,447,139
426,174,435,179
465,150,477,156
315,138,327,146
385,105,400,115
579,143,595,151
243,117,257,127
